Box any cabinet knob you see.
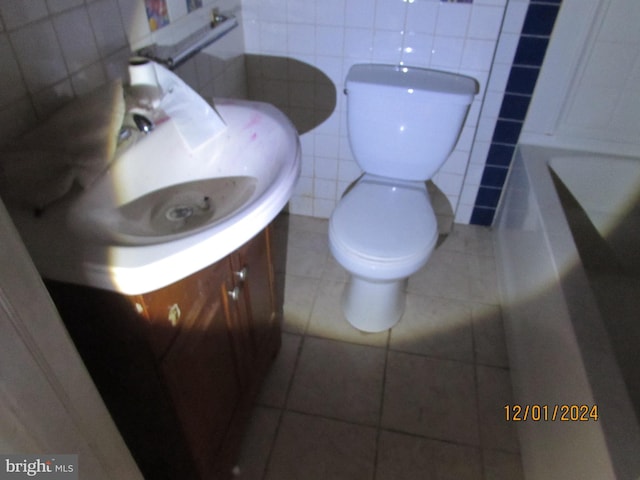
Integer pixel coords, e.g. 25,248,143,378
227,286,241,301
234,266,248,282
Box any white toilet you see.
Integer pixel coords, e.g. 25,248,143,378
329,64,478,332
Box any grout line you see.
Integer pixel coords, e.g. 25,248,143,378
256,332,307,480
372,336,392,480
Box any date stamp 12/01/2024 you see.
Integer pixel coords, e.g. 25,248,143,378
504,404,599,422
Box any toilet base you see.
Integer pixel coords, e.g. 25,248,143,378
342,276,407,332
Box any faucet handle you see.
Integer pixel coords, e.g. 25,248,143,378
133,113,154,134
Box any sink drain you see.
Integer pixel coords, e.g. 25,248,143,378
165,205,194,221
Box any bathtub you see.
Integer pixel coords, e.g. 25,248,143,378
494,144,640,480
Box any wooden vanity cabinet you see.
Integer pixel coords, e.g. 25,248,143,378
45,221,287,480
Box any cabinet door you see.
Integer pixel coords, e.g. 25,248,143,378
159,264,241,477
235,228,277,355
136,268,222,360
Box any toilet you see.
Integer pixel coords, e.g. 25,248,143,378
329,64,478,332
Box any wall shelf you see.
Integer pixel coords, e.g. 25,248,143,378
137,13,238,70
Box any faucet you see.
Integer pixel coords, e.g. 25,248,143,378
133,113,154,134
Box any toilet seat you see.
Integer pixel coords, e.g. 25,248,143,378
329,177,438,280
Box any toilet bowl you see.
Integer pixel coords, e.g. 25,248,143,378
329,64,477,332
329,175,438,331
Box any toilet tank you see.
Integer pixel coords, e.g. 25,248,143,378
345,64,478,180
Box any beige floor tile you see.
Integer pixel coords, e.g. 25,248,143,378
306,279,390,347
382,351,480,445
235,216,524,479
390,293,474,362
321,254,350,282
236,406,281,480
407,247,471,302
283,274,320,334
265,412,377,480
287,226,329,252
285,244,328,278
288,214,329,234
287,336,386,425
482,449,525,480
440,224,495,257
468,253,500,305
472,304,509,368
257,333,302,408
376,430,483,480
476,365,520,452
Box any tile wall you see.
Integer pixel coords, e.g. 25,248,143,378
0,0,245,147
0,0,564,226
241,0,512,221
470,0,562,225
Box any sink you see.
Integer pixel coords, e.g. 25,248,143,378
68,97,297,246
8,98,300,294
80,176,257,244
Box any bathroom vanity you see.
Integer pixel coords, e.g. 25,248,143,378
0,64,300,479
45,217,287,479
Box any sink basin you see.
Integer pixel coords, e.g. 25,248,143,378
8,98,300,294
86,176,257,244
68,98,297,246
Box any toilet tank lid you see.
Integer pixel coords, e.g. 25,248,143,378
346,64,479,97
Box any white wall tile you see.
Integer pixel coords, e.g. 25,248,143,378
501,1,528,34
287,0,316,24
0,97,36,145
47,0,84,15
344,27,374,58
314,178,337,200
461,39,496,71
316,25,344,56
435,3,471,38
260,21,288,53
467,5,504,40
316,0,346,26
0,35,27,108
372,30,404,62
486,62,510,92
314,133,340,158
287,23,315,54
374,0,407,31
88,0,129,58
165,0,187,22
71,63,107,95
10,20,68,93
434,171,464,196
31,79,74,117
54,8,101,73
344,0,376,29
0,0,48,30
442,150,470,175
464,162,485,186
241,0,511,223
493,32,519,65
338,158,362,182
406,1,438,35
314,156,339,179
401,32,434,66
295,175,314,197
431,36,464,68
256,0,286,23
454,202,473,224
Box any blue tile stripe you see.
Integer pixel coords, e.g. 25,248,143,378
470,0,562,226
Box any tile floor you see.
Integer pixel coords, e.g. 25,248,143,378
236,214,524,480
